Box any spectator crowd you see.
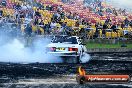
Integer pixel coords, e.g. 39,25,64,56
0,0,131,39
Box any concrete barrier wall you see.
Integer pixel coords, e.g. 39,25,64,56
87,48,132,53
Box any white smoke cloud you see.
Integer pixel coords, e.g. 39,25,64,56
0,24,90,63
0,37,62,63
80,53,91,63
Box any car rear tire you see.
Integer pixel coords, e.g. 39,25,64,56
79,76,86,84
62,56,80,63
76,56,80,64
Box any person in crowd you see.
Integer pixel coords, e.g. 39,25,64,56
106,8,112,14
73,13,79,20
0,16,3,27
95,22,100,37
39,19,44,26
130,20,132,28
15,3,22,11
97,9,103,16
61,22,67,28
34,17,39,25
67,12,73,19
34,8,41,18
105,18,111,24
21,2,28,11
121,22,125,29
124,18,130,27
60,11,65,19
46,5,53,11
25,22,33,37
38,2,44,10
111,23,117,32
59,22,67,34
0,0,131,39
0,8,3,17
113,8,118,16
122,9,126,16
57,5,63,12
82,19,87,25
19,11,25,19
1,0,6,7
102,23,108,38
75,20,80,27
50,20,57,30
52,10,61,22
44,22,50,34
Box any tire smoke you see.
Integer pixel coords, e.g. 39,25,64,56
80,53,91,63
0,36,62,63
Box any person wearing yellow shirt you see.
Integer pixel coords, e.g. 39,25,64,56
2,8,7,17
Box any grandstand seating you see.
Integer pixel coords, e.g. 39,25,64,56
0,0,131,38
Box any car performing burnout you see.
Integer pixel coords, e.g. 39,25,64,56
46,35,87,63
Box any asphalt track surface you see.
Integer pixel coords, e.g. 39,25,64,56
0,52,132,88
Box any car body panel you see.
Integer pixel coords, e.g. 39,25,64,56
46,36,87,58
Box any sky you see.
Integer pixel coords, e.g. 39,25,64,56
107,0,132,10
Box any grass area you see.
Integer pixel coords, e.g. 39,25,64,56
86,42,132,49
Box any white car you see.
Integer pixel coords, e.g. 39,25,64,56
46,35,87,63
